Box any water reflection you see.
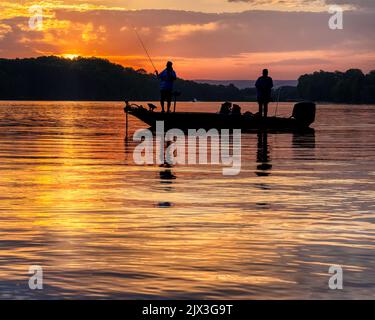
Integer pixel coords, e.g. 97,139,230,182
1,102,375,299
158,168,176,206
292,130,316,160
157,141,176,207
292,130,316,149
159,169,176,182
256,130,272,177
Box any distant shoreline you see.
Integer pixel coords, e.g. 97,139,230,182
1,56,374,104
194,80,298,90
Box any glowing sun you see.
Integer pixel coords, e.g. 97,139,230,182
61,54,80,60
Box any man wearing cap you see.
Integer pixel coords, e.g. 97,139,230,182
156,61,177,113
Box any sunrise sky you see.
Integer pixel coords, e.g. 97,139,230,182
0,0,374,79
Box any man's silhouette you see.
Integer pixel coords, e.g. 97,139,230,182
255,69,274,118
156,61,177,113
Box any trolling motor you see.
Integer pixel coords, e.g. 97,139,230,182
124,100,131,113
124,101,146,112
124,100,140,113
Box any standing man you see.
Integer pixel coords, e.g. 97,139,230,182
156,61,177,113
255,69,274,118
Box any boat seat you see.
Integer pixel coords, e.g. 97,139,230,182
232,104,241,115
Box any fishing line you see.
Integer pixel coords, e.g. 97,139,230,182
133,27,157,73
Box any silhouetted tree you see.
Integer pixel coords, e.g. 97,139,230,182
298,69,374,103
0,56,256,102
2,57,372,103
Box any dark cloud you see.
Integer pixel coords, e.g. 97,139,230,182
228,0,375,9
325,0,375,8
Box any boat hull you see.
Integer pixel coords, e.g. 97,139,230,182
127,108,314,132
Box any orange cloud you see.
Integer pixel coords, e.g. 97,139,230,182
161,22,220,42
0,1,125,20
0,24,12,40
0,4,374,79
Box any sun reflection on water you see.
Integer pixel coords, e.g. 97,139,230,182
0,102,374,299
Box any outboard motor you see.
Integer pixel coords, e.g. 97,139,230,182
292,102,316,127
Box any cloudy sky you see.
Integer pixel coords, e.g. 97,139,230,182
0,0,374,79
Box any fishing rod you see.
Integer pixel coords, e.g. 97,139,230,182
133,27,157,74
274,86,282,117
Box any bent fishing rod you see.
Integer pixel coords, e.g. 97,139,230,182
133,27,157,74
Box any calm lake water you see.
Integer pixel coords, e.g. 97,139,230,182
0,101,374,299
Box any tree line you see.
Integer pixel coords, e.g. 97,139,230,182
0,56,374,103
298,69,375,104
0,56,257,101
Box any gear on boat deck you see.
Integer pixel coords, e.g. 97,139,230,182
124,101,316,133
